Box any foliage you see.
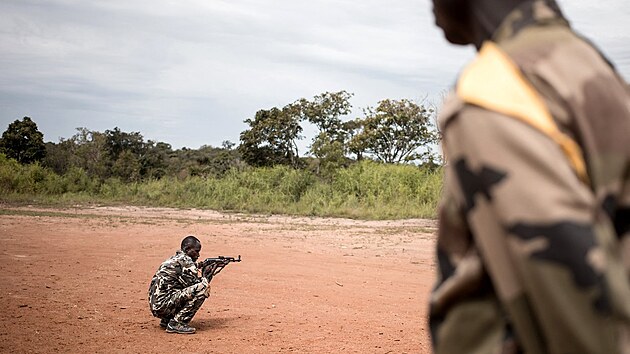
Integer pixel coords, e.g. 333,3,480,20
350,99,439,164
296,91,353,154
179,143,242,178
1,93,445,219
297,91,353,136
44,128,111,179
308,133,349,178
0,153,99,196
41,125,241,181
239,107,303,168
237,92,441,170
0,154,442,220
294,90,354,173
0,116,47,164
140,141,172,179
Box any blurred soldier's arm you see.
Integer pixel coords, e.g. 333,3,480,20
432,103,630,354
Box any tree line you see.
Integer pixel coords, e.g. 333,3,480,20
239,91,440,173
0,91,440,183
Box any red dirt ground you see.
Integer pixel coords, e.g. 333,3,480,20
0,205,437,353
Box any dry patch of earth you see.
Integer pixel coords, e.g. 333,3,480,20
0,205,436,353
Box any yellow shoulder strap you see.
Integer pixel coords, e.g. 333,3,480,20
456,41,589,184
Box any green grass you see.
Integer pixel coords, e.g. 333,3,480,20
0,155,442,220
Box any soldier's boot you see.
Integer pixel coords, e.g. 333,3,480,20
159,317,172,328
166,319,196,334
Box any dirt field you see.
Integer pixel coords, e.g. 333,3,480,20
0,205,437,353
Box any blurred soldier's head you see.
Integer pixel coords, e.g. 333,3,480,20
431,0,564,48
431,0,473,45
181,235,202,261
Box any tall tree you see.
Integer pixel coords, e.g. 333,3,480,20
43,140,77,175
295,91,353,159
103,127,148,181
112,150,141,182
140,141,172,179
71,128,109,179
0,116,46,164
238,107,303,167
344,118,367,161
292,91,354,174
350,99,438,164
104,127,146,161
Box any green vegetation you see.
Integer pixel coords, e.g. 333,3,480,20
0,154,441,219
0,117,46,164
1,91,444,219
239,91,440,171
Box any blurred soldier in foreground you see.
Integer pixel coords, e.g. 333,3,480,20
148,235,210,334
429,0,630,352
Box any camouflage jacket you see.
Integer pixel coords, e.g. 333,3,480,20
431,1,630,353
148,250,203,308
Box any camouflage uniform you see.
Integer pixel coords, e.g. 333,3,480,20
431,1,630,353
148,250,210,324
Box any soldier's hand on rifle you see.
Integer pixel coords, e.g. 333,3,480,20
196,259,209,269
202,263,215,280
199,255,241,282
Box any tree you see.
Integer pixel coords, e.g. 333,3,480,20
295,91,353,158
42,127,112,179
350,99,439,164
291,90,354,174
309,132,347,176
211,141,242,177
343,118,366,161
43,140,78,175
179,143,241,178
112,149,141,182
0,116,46,164
297,91,353,138
104,127,152,180
140,141,172,179
71,128,109,179
104,127,146,162
238,107,303,167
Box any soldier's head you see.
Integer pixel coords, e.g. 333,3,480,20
181,235,202,261
430,0,561,48
431,0,474,45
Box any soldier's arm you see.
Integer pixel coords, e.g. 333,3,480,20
443,106,630,353
432,181,484,316
430,186,507,353
178,258,204,287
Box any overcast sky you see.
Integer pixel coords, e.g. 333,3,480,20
1,0,629,150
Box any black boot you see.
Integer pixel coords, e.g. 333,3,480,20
165,319,196,334
159,317,172,328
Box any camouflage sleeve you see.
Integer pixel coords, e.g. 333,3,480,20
178,257,202,288
430,179,510,353
440,105,630,353
432,173,483,316
155,254,202,290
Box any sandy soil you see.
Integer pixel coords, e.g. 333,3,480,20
0,205,437,353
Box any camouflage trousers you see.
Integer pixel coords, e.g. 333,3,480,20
149,283,208,324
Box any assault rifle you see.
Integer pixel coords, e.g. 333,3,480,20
198,255,241,282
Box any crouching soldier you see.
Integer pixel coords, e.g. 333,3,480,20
148,235,210,334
